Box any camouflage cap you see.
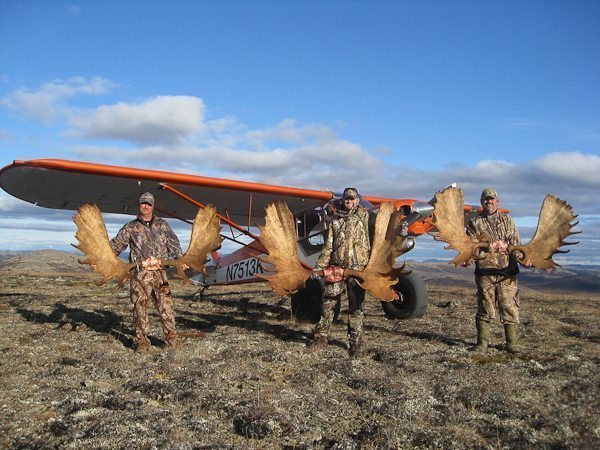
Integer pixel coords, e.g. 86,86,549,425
138,192,155,205
343,187,359,199
480,187,499,200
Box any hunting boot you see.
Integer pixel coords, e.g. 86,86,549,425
504,323,519,353
348,332,363,358
469,318,490,352
164,331,179,349
309,335,328,353
135,341,151,353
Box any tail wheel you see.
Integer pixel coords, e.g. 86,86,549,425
381,271,429,319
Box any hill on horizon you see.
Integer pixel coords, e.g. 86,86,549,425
0,250,597,294
0,249,89,274
406,259,600,294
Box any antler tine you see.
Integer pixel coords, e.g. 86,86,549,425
255,201,313,295
254,254,275,273
73,204,135,287
397,261,411,276
429,187,489,267
161,204,223,283
350,202,412,301
509,194,579,270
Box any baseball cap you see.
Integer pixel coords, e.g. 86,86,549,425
480,187,498,200
343,187,359,199
138,192,155,205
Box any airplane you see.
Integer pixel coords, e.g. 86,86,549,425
0,158,486,322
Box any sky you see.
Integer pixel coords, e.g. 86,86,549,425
0,0,599,265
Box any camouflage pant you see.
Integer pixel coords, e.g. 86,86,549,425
130,270,177,346
314,278,365,345
476,275,519,324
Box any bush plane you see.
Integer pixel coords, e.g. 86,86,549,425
0,158,578,322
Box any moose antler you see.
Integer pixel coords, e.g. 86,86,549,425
429,187,489,266
161,204,223,280
256,200,410,301
344,202,410,301
73,203,223,287
255,201,313,295
508,195,579,270
73,204,135,287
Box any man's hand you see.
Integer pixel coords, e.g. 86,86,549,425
323,266,344,283
491,240,509,254
142,256,162,270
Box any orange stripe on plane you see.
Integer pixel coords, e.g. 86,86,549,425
6,158,335,201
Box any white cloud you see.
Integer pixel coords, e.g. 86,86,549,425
532,151,600,186
0,221,74,232
1,79,598,263
0,194,37,213
245,119,338,146
75,145,125,160
3,146,599,263
1,76,117,124
68,95,205,144
71,128,599,217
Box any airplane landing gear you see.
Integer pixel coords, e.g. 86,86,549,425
380,271,429,319
193,284,209,301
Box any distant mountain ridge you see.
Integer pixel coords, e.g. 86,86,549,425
0,250,25,263
0,250,597,293
406,260,600,294
0,249,89,274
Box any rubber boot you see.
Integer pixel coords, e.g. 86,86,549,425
469,318,490,352
309,335,328,353
504,323,519,353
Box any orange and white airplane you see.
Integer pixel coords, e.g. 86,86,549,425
0,158,482,321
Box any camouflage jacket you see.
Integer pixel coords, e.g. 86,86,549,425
467,211,520,272
316,206,371,271
110,216,183,263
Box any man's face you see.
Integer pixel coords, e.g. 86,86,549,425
343,196,359,210
138,202,154,217
481,196,498,214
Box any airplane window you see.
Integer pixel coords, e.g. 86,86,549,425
308,232,324,246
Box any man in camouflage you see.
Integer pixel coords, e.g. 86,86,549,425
311,187,371,357
466,188,526,353
110,192,186,352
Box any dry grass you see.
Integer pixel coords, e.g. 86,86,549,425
0,272,598,448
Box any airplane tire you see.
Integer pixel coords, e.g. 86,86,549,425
381,271,429,319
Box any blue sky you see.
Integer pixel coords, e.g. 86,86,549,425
0,1,599,264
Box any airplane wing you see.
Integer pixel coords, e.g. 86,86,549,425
0,159,340,224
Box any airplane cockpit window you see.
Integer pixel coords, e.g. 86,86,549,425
307,221,326,246
296,209,327,255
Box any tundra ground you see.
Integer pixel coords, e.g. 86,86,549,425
0,272,598,449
